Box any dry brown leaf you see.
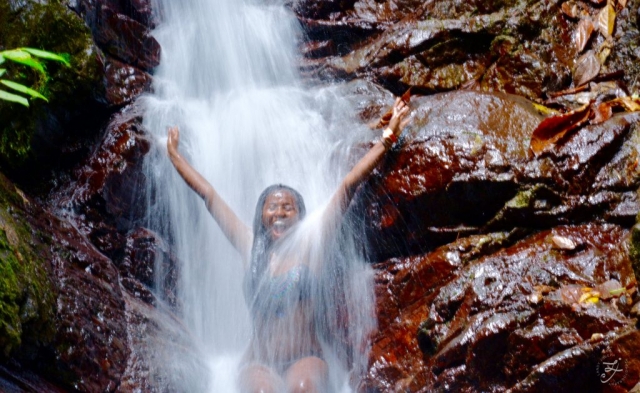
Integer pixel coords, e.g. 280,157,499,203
562,1,589,18
575,18,595,53
574,50,601,86
529,104,591,156
562,2,579,18
609,96,640,111
618,0,627,8
598,47,611,64
592,101,613,124
373,88,412,129
598,4,616,38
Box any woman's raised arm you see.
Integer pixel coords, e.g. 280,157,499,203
167,126,252,262
324,97,411,227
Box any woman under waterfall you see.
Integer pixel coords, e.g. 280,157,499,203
166,98,410,392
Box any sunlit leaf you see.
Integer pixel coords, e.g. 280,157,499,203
598,4,616,38
575,18,595,53
0,69,5,77
0,55,4,65
533,102,558,115
1,50,45,74
574,50,600,86
530,104,591,156
0,49,30,61
0,89,29,107
22,48,70,66
609,96,640,112
0,80,48,101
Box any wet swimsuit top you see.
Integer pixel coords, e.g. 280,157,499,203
243,264,313,319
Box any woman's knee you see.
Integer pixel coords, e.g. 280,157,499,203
285,357,328,393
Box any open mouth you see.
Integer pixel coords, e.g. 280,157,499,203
270,220,288,237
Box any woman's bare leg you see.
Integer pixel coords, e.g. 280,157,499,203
238,363,285,393
284,356,328,393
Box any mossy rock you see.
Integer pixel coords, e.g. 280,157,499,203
0,173,56,357
0,0,104,166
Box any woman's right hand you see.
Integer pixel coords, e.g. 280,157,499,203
387,97,411,137
167,126,180,159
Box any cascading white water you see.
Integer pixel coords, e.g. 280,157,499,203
142,0,375,391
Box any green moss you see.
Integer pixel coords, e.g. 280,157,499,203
0,176,56,357
0,0,103,166
505,187,536,209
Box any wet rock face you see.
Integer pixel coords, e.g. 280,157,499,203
296,0,640,99
363,224,640,392
355,90,640,262
50,104,150,259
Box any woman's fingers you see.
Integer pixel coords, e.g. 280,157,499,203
167,126,180,150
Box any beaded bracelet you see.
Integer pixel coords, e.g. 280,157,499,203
382,128,397,149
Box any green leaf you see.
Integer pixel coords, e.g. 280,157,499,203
22,48,71,66
0,50,45,74
0,80,48,101
0,69,5,77
0,55,4,65
609,288,625,296
0,89,29,107
0,49,30,61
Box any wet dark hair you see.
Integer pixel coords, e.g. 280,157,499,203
246,184,306,296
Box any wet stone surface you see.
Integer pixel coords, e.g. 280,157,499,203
355,90,640,262
362,224,640,392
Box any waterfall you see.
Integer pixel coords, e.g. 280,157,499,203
142,0,375,391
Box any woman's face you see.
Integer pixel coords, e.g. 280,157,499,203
261,190,300,241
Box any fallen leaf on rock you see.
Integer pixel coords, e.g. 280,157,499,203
529,104,591,156
591,332,604,341
373,88,412,129
596,279,624,299
532,102,559,115
592,101,613,124
575,18,595,53
608,96,640,111
579,290,600,304
598,37,614,64
551,235,577,250
562,1,589,18
598,4,616,38
574,50,601,86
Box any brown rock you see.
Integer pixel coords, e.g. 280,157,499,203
358,90,640,261
50,104,150,260
105,57,153,107
93,5,160,71
362,224,640,392
120,228,179,306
